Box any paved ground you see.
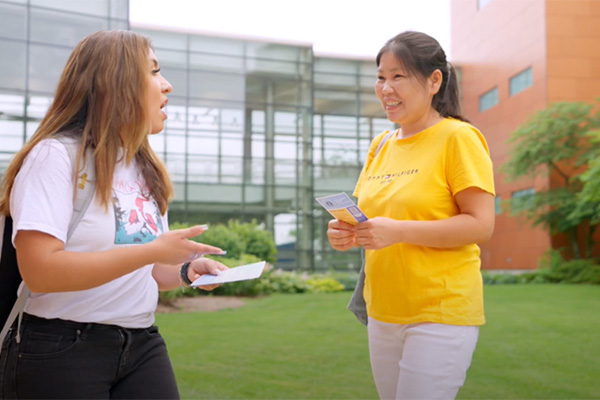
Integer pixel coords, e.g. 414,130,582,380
156,296,247,313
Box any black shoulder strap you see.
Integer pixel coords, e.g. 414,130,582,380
0,217,20,328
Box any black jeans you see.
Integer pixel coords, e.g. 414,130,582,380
0,313,179,399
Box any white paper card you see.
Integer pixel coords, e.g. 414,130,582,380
191,261,266,286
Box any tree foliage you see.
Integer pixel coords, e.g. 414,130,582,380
501,100,600,258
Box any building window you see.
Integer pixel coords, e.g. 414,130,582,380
494,196,502,215
478,0,493,9
509,67,532,96
479,87,498,112
511,188,535,208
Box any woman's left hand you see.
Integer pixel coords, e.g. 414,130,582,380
188,257,228,291
355,217,400,250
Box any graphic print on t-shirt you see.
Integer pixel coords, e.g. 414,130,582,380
112,180,163,244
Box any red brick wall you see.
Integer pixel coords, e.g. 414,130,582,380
451,0,549,270
546,0,600,102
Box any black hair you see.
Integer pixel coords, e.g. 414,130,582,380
376,31,467,122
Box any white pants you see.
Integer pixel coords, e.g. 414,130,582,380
367,318,479,400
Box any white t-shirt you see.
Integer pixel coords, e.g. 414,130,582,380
10,139,168,328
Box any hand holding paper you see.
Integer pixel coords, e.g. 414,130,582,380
316,193,368,225
191,261,266,286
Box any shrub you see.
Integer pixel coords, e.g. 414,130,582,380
195,225,246,259
543,259,600,284
226,220,277,263
327,270,360,291
305,277,344,293
262,270,310,294
482,247,600,285
171,220,277,263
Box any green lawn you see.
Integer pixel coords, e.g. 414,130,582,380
156,285,600,399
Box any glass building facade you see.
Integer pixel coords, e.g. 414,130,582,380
0,0,394,271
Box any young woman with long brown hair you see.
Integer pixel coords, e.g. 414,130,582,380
0,30,226,399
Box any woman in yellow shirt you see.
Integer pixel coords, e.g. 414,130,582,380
327,31,495,400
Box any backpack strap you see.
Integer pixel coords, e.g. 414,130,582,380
346,128,397,327
374,129,397,159
0,137,95,349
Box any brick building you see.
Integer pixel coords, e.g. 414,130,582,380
451,0,600,269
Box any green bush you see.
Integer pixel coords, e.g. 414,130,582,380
305,276,344,293
543,259,600,284
327,270,360,291
226,220,277,263
195,225,246,259
481,272,521,285
171,220,276,263
482,247,600,285
262,270,310,294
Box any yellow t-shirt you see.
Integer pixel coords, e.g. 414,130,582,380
353,118,495,326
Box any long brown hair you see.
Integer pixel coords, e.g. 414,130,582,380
0,30,173,215
376,31,467,122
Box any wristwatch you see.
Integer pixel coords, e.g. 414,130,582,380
180,262,193,286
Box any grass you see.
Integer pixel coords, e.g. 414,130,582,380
156,285,600,399
460,285,600,399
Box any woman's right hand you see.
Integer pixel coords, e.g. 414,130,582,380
148,225,223,265
326,219,357,252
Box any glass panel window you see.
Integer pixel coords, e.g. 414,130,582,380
315,72,357,89
0,93,25,119
274,111,297,135
314,90,358,116
512,188,534,198
160,67,187,98
315,58,358,74
108,19,128,30
509,67,532,96
323,137,359,165
0,2,27,40
246,42,303,62
136,29,187,51
251,136,266,159
189,71,244,101
221,137,242,157
274,137,297,160
30,8,107,47
154,49,187,69
0,40,26,90
511,188,534,208
165,133,186,154
189,52,244,73
148,133,165,154
0,120,25,151
25,120,40,139
246,58,297,76
220,108,243,132
109,0,128,20
189,35,244,57
273,81,298,106
30,0,110,17
479,87,498,112
188,135,218,155
274,160,296,184
26,95,52,120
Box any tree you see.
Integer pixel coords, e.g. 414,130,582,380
574,129,600,225
501,100,600,259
